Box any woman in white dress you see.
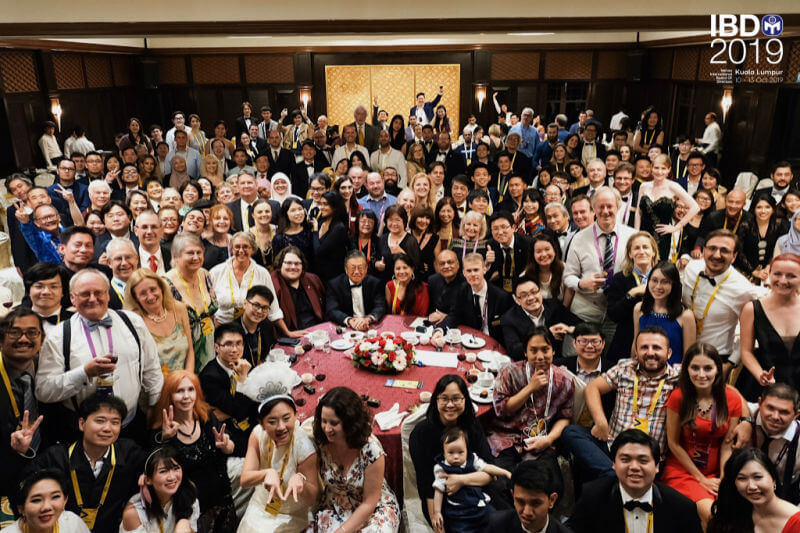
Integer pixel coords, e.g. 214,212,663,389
237,388,318,533
2,469,89,533
120,447,200,533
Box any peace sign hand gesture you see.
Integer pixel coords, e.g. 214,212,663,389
281,472,305,502
105,169,120,185
55,184,75,205
13,200,30,224
263,468,281,503
10,410,43,454
213,423,235,454
161,406,179,439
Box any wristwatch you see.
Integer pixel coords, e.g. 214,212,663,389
739,416,754,425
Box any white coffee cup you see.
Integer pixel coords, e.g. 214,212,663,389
268,348,286,362
420,391,432,403
301,373,314,384
367,329,378,338
477,371,494,389
419,333,431,345
466,353,477,363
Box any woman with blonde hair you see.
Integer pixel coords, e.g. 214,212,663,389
448,210,490,262
126,268,195,374
486,124,505,158
201,154,225,188
408,172,436,209
406,143,427,178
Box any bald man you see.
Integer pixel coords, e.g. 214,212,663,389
695,188,755,272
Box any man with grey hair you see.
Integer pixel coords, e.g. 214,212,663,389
509,106,539,160
87,179,112,212
325,250,386,331
574,159,609,198
351,105,378,152
133,210,170,275
106,238,138,310
347,165,368,198
35,268,163,440
545,202,576,253
564,186,636,347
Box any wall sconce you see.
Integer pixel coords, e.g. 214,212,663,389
50,97,62,129
721,89,733,122
299,87,311,109
474,84,487,112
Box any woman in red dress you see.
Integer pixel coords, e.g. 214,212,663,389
662,342,741,530
385,253,429,317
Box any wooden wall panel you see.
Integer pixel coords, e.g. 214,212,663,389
785,41,800,85
491,52,540,80
244,54,294,83
649,49,673,79
84,55,112,88
0,51,39,93
596,50,626,79
415,64,460,124
325,65,370,133
158,56,187,85
544,51,592,79
52,53,85,89
191,55,239,84
672,47,699,81
111,56,131,86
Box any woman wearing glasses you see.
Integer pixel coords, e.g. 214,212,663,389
409,375,508,526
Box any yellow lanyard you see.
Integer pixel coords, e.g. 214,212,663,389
0,354,21,422
391,285,403,315
227,265,255,310
378,150,389,171
724,212,742,233
177,271,209,315
690,269,732,334
624,511,653,533
110,281,125,305
643,129,656,146
510,151,517,168
68,442,116,524
671,227,683,263
633,374,666,421
632,271,641,286
264,434,294,515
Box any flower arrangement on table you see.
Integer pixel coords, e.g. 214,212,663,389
350,333,416,373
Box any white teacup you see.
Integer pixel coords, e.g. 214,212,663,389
301,373,314,384
419,333,431,345
477,371,494,389
268,348,286,362
466,353,477,363
420,391,432,403
367,329,378,338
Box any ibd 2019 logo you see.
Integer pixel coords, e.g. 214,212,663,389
709,14,785,80
710,14,783,37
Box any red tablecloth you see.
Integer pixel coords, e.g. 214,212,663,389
289,315,503,495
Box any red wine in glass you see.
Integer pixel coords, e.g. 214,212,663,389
457,352,467,362
466,373,478,384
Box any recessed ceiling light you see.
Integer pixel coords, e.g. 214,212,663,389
507,32,555,36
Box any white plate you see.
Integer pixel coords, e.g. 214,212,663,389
461,334,486,349
477,350,499,362
469,384,494,404
330,339,355,351
343,331,365,343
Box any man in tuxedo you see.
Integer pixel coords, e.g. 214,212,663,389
25,262,72,336
569,429,702,533
351,105,379,153
266,129,294,176
754,160,795,208
325,251,386,331
234,101,257,139
695,188,753,252
429,132,467,189
487,211,533,292
106,238,138,311
133,211,171,276
501,279,579,360
409,88,443,126
421,125,437,164
578,121,607,168
613,162,639,227
427,249,465,325
248,123,268,156
239,286,277,366
487,459,573,533
675,151,704,194
304,173,331,222
440,253,512,344
227,172,260,232
544,203,576,256
573,159,609,198
312,128,334,168
290,140,321,199
199,322,256,456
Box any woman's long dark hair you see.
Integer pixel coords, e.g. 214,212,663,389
641,261,684,319
433,196,461,235
389,114,405,149
322,190,348,226
393,253,423,315
748,191,780,234
313,386,371,449
432,105,450,134
333,176,360,218
522,233,564,300
348,151,371,171
708,448,778,533
694,188,716,217
678,342,729,428
142,447,197,523
426,374,476,428
127,117,146,144
277,197,310,233
522,188,545,220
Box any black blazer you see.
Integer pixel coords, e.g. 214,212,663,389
349,121,379,153
290,160,322,200
554,355,617,417
442,282,513,344
428,147,467,188
487,510,574,533
501,300,580,360
577,141,607,163
507,150,534,182
267,147,295,176
234,115,258,139
573,179,610,198
568,477,702,533
603,272,642,362
427,273,466,314
138,243,173,272
199,359,257,457
227,199,255,233
93,231,140,261
325,273,386,326
486,235,533,291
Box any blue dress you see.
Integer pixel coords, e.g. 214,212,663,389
639,312,684,364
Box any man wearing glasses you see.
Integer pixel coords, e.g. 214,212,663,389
16,204,64,263
238,286,277,367
110,163,142,202
46,158,90,221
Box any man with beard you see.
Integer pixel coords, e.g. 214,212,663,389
561,327,680,482
370,129,406,187
382,167,402,198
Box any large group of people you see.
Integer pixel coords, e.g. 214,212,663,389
1,91,798,533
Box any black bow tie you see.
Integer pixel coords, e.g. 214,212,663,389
621,196,630,202
555,231,568,238
42,314,60,325
623,500,653,513
349,283,362,289
699,272,717,286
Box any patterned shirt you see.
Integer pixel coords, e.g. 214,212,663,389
489,361,574,455
603,359,680,452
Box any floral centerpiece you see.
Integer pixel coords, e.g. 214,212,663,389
350,333,416,373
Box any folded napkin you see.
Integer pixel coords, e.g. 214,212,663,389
374,402,407,431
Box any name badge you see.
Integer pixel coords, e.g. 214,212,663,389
233,307,244,320
201,317,214,336
292,142,298,149
528,419,547,438
503,277,513,293
264,487,284,516
466,158,472,166
80,508,99,529
691,442,711,470
632,416,650,435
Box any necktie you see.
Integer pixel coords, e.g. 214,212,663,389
358,125,365,146
503,247,512,277
148,255,158,272
699,272,717,286
229,374,237,395
623,500,653,513
602,232,616,272
588,188,596,198
272,150,278,161
86,316,113,331
19,373,40,450
473,294,482,326
555,231,567,238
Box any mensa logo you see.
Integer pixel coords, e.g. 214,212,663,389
710,14,784,37
762,14,783,36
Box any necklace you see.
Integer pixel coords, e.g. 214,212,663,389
146,309,168,323
696,399,714,416
177,419,198,438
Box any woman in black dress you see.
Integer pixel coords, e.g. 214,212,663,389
378,205,421,281
273,198,314,262
743,192,788,284
312,191,351,281
409,205,439,280
352,210,385,278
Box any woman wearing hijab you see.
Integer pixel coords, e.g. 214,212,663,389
270,172,300,205
775,211,800,256
165,154,191,190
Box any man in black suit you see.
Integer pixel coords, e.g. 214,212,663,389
248,123,268,156
568,429,702,533
351,105,379,153
6,174,38,275
421,125,437,164
94,201,140,261
427,249,465,325
239,286,276,367
573,159,609,199
504,132,533,183
227,172,260,232
440,253,512,344
133,210,171,276
487,460,573,533
429,132,467,189
312,128,334,168
199,322,256,456
754,160,795,215
266,129,294,176
325,251,386,331
487,211,533,293
290,140,323,200
303,173,331,222
695,189,754,272
234,101,257,139
502,279,579,360
613,162,639,227
577,120,607,167
106,238,138,311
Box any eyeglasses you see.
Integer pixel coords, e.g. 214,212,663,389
437,396,465,405
37,214,59,222
6,328,42,340
246,300,270,312
516,290,540,300
218,341,244,349
575,338,603,346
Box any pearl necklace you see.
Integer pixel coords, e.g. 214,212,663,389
146,309,168,323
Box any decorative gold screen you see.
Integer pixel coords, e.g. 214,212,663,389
325,64,460,132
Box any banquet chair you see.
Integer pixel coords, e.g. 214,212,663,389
400,403,435,533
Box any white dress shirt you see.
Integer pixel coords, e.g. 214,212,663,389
350,282,365,317
370,147,408,187
564,222,636,322
139,246,166,276
701,121,722,155
35,311,164,417
332,144,370,166
472,282,489,334
209,259,283,324
681,260,761,359
620,484,653,533
415,106,428,125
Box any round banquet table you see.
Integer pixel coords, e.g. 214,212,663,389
289,315,503,496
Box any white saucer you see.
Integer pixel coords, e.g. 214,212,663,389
477,350,499,362
461,334,486,349
469,384,494,404
330,339,355,351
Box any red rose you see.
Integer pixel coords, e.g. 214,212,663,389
378,339,386,348
388,352,396,361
